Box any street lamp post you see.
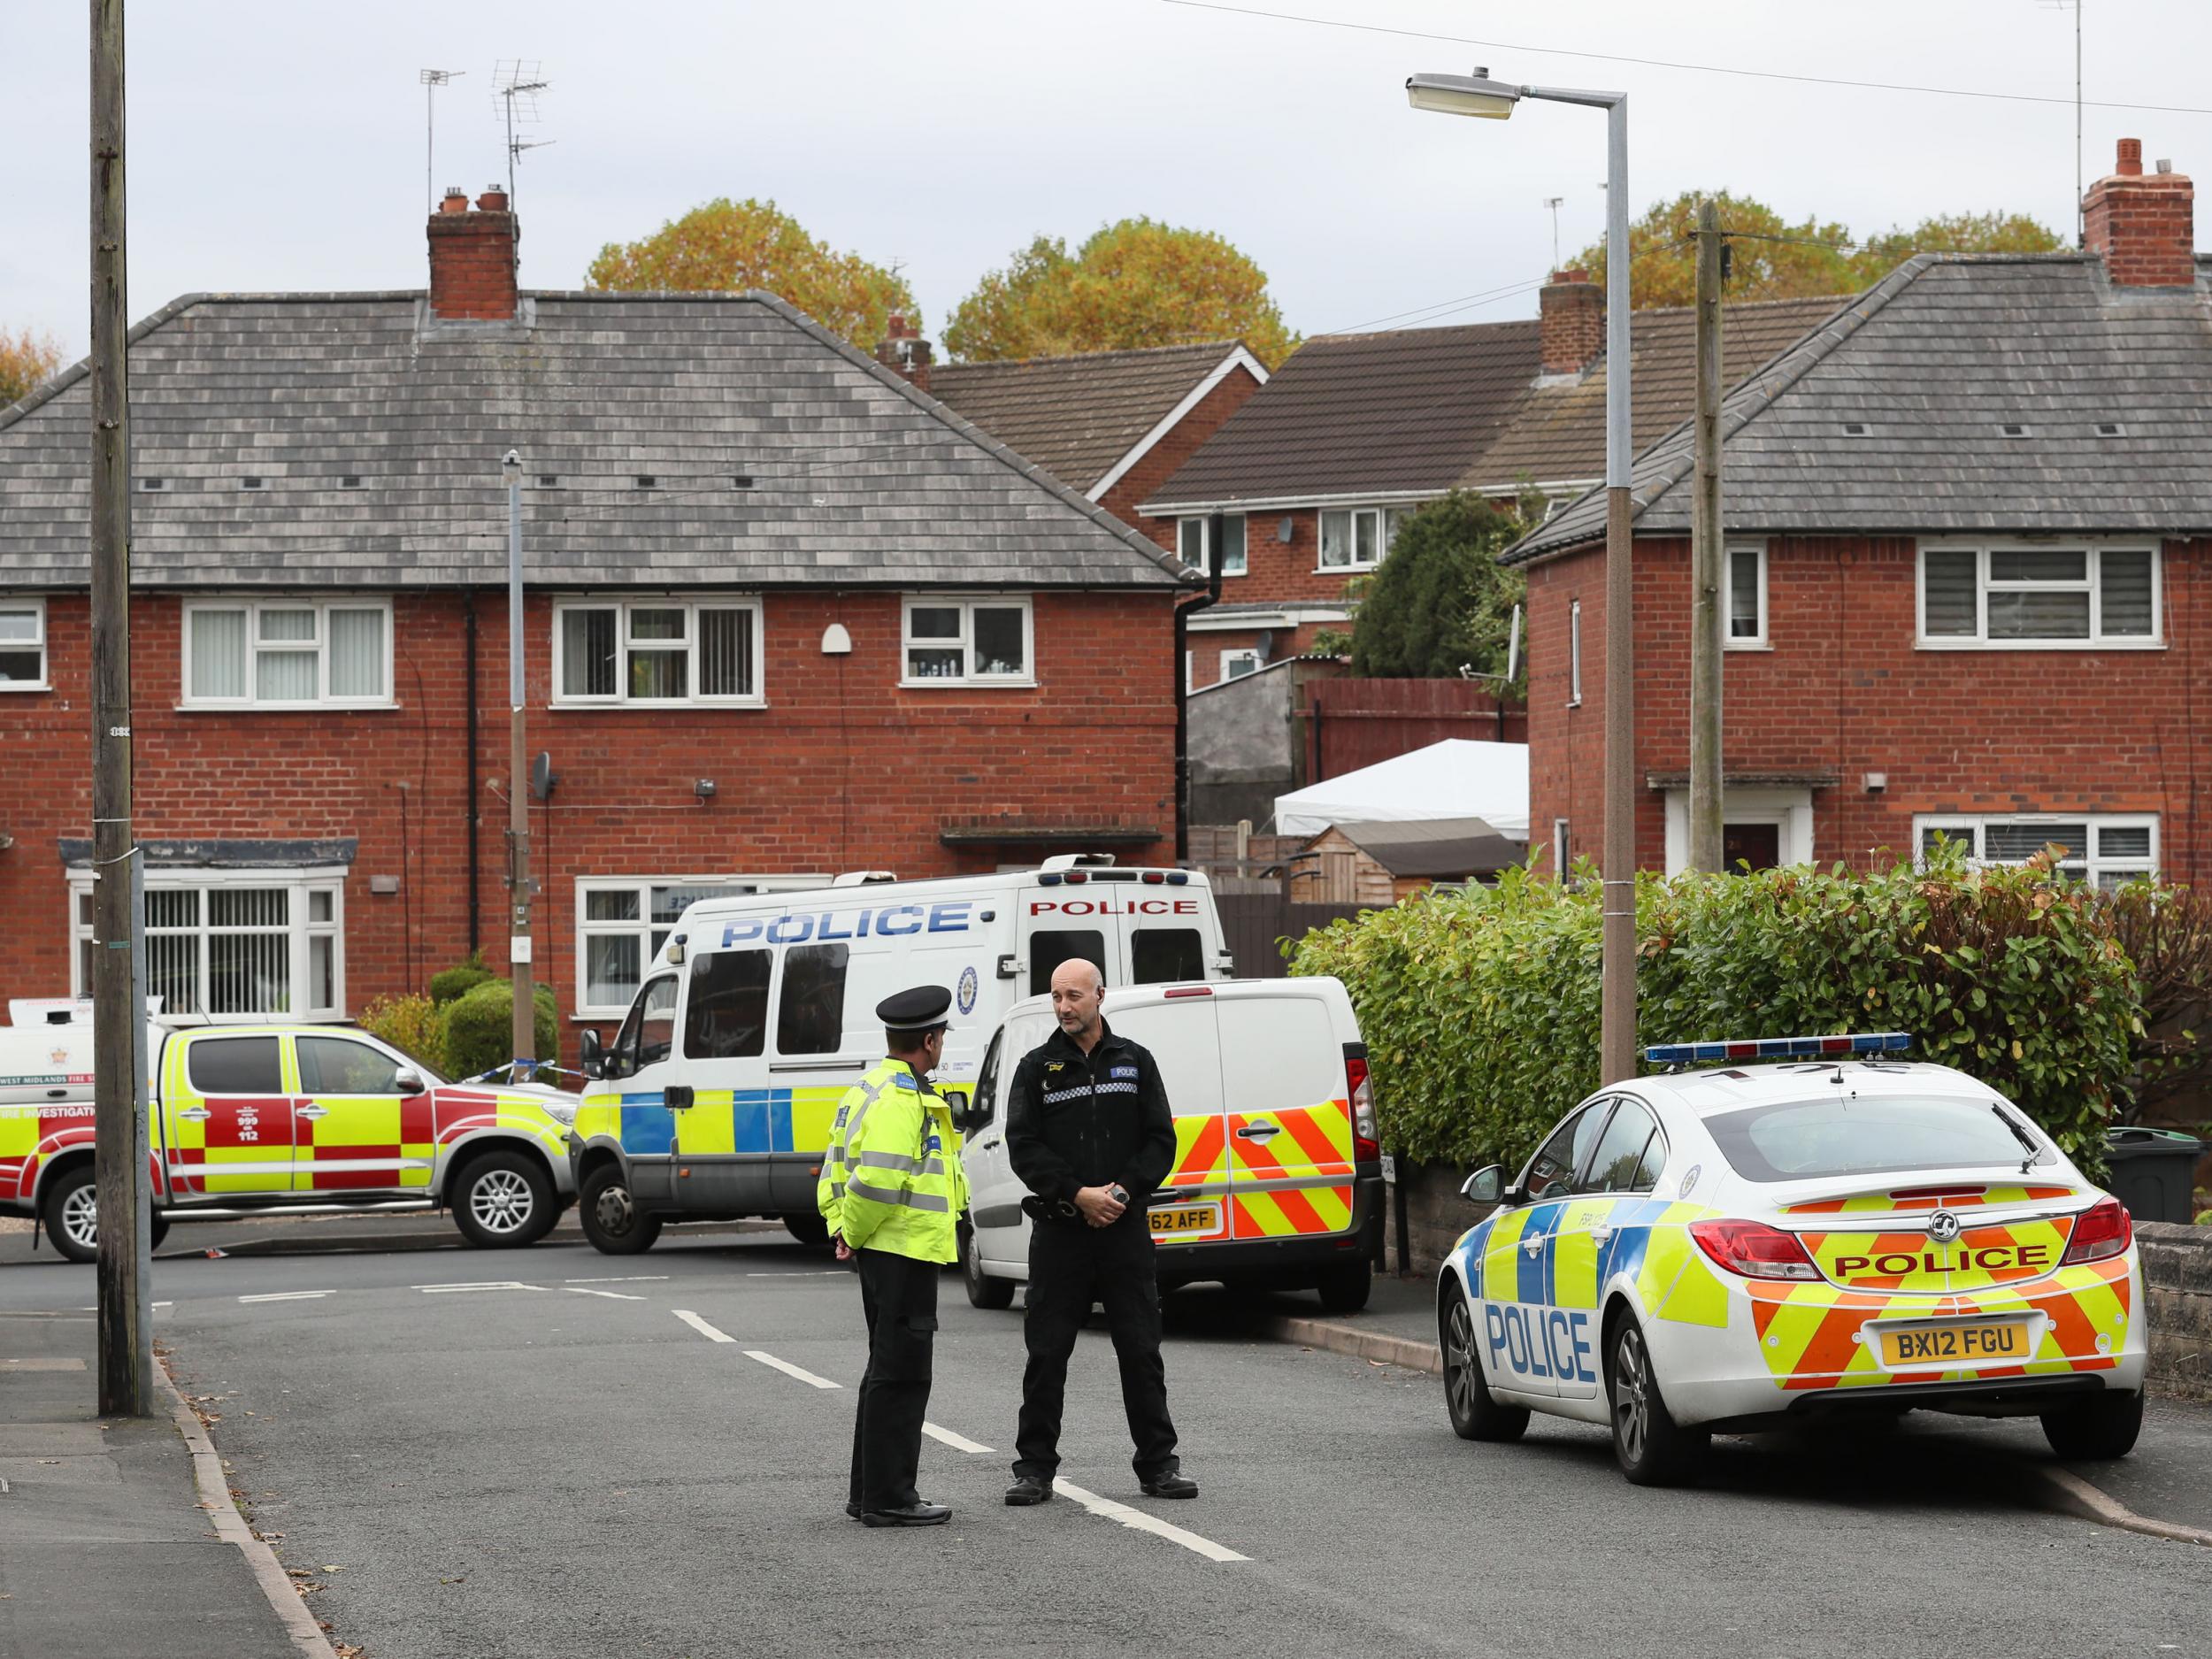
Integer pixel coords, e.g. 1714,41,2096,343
1408,69,1638,1085
502,449,536,1073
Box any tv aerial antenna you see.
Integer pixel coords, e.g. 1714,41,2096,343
492,60,554,216
419,68,465,217
2039,0,2084,247
1544,196,1564,270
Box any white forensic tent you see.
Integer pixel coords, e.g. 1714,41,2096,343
1273,739,1529,841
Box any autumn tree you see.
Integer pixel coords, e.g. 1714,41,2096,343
0,327,65,407
586,197,917,350
944,218,1299,368
1571,191,2063,308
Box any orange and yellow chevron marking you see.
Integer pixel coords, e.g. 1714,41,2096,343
1226,1098,1355,1240
1800,1216,2074,1294
1230,1183,1355,1240
1169,1113,1228,1187
1781,1183,2075,1216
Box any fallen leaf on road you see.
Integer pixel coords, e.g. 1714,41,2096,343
323,1564,345,1572
287,1568,314,1578
440,1575,466,1585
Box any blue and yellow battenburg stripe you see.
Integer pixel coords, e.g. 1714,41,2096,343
1457,1195,1730,1326
575,1085,848,1157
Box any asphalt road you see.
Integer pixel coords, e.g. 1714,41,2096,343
4,1233,2208,1659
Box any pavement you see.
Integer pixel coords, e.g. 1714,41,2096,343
4,1229,2211,1658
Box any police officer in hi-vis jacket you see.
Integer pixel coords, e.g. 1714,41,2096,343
818,985,967,1527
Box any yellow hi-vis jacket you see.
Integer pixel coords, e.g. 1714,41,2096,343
820,1058,965,1264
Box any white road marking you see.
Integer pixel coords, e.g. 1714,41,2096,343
414,1280,542,1294
1056,1480,1248,1564
746,1270,849,1277
564,1276,668,1284
238,1291,334,1303
922,1422,994,1454
672,1310,736,1343
743,1348,841,1390
565,1286,644,1302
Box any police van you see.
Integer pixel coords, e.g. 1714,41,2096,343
566,856,1233,1255
957,977,1384,1312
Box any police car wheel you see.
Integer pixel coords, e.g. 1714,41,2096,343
1605,1315,1707,1486
961,1222,1016,1310
451,1151,557,1248
2039,1386,2146,1461
42,1169,99,1263
1441,1292,1528,1441
580,1165,662,1256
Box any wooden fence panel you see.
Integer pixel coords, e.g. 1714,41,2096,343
1217,891,1371,977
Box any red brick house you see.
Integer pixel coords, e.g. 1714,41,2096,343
1509,140,2205,891
1142,277,1840,688
0,188,1195,1048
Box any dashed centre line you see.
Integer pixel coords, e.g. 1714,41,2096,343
565,1286,644,1302
672,1310,736,1344
238,1291,334,1303
921,1422,993,1454
565,1276,668,1284
744,1349,841,1390
414,1280,542,1294
1056,1480,1249,1564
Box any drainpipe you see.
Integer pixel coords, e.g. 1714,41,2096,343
1172,514,1225,864
464,590,480,958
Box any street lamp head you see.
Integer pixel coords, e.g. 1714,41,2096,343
1407,68,1520,119
501,449,521,483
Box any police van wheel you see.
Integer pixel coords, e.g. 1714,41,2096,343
782,1211,830,1248
961,1223,1016,1310
1317,1260,1371,1314
2040,1386,2145,1461
42,1168,99,1263
580,1165,661,1256
1441,1293,1527,1442
1606,1314,1707,1486
451,1151,558,1249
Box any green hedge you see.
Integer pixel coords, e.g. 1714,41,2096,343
428,952,494,1009
438,979,560,1080
1290,852,2141,1174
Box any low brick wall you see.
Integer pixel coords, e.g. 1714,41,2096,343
1385,1163,2212,1402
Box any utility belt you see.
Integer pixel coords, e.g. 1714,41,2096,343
1021,1194,1083,1227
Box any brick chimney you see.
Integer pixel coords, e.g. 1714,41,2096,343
426,183,519,321
1539,268,1603,376
2085,138,2196,288
874,315,933,392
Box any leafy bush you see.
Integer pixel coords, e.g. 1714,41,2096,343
2102,880,2212,1125
428,952,493,1009
1346,490,1525,680
356,993,449,1078
438,979,560,1080
1291,850,2141,1174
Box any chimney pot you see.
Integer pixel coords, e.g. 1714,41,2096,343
2116,137,2144,176
2084,137,2194,288
477,186,510,213
439,187,470,214
2157,157,2174,175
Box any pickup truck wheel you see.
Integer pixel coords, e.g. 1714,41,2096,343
150,1212,170,1252
42,1169,99,1263
961,1222,1015,1310
580,1164,661,1256
451,1150,557,1248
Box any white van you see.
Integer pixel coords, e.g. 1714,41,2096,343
955,978,1383,1312
566,856,1235,1254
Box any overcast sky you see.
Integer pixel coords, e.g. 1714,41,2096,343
7,0,2209,362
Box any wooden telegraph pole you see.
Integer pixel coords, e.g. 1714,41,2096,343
1686,197,1725,874
90,0,153,1417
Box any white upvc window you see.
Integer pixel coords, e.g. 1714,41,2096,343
1178,515,1248,578
573,874,825,1017
1568,600,1583,706
1727,545,1768,648
1915,813,2158,891
901,596,1034,686
1219,648,1262,680
68,868,346,1020
182,599,393,708
1318,507,1385,571
1916,544,2160,648
0,598,48,690
553,598,763,706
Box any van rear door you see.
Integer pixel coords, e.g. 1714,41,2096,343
1217,991,1357,1242
1100,995,1231,1246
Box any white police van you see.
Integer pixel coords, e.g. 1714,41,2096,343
567,856,1235,1253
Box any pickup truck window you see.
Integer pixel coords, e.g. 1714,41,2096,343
187,1035,282,1095
297,1035,405,1095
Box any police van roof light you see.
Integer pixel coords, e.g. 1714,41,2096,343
1037,872,1063,887
1640,1031,1912,1064
1141,870,1166,884
1164,871,1190,885
1064,870,1089,884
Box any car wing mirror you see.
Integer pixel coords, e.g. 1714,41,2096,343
1461,1164,1506,1206
392,1067,425,1096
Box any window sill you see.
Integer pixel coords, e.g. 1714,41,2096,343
898,679,1039,691
173,701,400,713
1724,641,1773,653
0,683,53,694
549,699,769,711
1313,565,1378,576
1915,639,2165,652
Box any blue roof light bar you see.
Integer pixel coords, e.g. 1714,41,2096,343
1641,1032,1913,1065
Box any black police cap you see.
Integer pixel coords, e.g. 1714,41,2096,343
876,985,953,1033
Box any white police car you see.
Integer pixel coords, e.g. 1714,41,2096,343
1438,1033,2147,1486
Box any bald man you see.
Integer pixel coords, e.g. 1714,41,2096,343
1002,958,1194,1506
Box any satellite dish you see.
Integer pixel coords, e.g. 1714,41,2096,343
529,750,559,802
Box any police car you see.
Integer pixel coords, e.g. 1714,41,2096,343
1438,1033,2147,1486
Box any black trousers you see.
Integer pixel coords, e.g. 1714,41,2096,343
848,1247,939,1511
1013,1217,1179,1481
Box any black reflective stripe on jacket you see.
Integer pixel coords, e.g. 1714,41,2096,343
1006,1018,1175,1215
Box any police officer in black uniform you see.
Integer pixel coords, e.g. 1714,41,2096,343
1002,957,1197,1505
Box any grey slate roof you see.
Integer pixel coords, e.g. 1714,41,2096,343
0,289,1194,589
1511,254,2212,565
928,342,1252,494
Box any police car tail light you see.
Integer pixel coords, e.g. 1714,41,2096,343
1345,1051,1379,1163
1688,1218,1821,1281
2061,1197,2131,1265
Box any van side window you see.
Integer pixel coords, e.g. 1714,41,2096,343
776,943,849,1056
969,1033,1004,1133
187,1035,282,1095
1131,927,1204,985
1028,930,1107,998
683,951,771,1061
